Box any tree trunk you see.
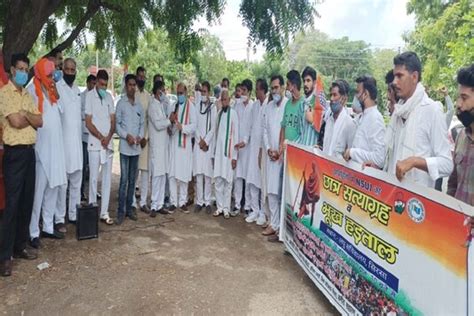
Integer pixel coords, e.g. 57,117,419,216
2,0,63,70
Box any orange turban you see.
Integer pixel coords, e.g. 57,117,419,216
33,58,57,113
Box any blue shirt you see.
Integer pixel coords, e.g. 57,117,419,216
116,96,145,156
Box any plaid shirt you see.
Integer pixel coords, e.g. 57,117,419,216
448,127,474,206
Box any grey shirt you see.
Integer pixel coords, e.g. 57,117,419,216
116,96,145,156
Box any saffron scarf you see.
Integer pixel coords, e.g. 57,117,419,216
33,58,57,113
178,100,191,148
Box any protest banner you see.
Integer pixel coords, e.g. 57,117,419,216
281,143,474,315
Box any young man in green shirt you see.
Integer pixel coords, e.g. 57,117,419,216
279,70,304,151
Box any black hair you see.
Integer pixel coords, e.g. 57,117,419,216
256,78,268,94
270,74,284,86
302,66,317,81
47,48,62,58
153,73,163,82
331,79,350,96
356,75,378,100
385,70,394,85
241,79,253,92
136,66,146,74
11,53,30,67
457,64,474,89
96,69,109,81
125,74,136,84
222,77,230,85
201,81,211,92
86,74,97,83
286,70,301,90
153,80,164,95
393,51,422,82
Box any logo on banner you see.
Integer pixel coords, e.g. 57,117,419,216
407,198,425,223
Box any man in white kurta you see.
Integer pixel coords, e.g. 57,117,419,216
232,80,254,216
80,75,96,201
193,82,217,213
168,83,196,213
135,67,152,212
56,58,83,224
322,80,356,159
343,76,386,169
212,90,239,218
28,63,67,240
262,75,288,238
85,70,115,224
148,81,172,216
245,79,269,225
385,52,453,187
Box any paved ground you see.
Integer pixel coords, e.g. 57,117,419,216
0,167,337,315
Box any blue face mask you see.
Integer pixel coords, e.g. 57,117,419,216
14,70,28,86
178,95,186,104
330,101,342,114
272,93,281,104
351,96,362,114
53,69,63,82
98,88,107,98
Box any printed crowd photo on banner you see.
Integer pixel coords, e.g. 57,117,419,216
281,143,474,316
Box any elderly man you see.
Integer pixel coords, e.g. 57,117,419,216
57,58,83,226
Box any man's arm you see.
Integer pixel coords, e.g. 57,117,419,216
6,113,29,129
22,111,43,128
85,115,104,140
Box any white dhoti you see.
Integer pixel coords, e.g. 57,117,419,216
139,170,150,207
195,174,212,207
151,174,166,210
215,177,232,212
29,161,60,237
268,193,280,231
169,177,188,207
57,170,83,222
89,150,113,218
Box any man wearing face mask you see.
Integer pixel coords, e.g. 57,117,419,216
231,83,242,107
56,58,83,227
28,58,67,246
212,89,239,218
448,64,474,207
322,79,356,159
279,70,304,149
134,66,153,214
0,54,43,277
262,75,289,240
232,79,254,216
193,81,217,214
168,83,196,213
85,70,115,225
343,76,385,169
385,52,453,187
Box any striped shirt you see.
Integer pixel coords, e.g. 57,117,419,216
296,92,327,146
448,127,474,206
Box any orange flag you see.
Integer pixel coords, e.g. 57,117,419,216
312,75,325,133
0,52,9,89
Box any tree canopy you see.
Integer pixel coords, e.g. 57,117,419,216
0,0,316,69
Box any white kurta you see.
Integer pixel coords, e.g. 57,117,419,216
349,106,386,168
213,108,239,183
57,79,83,174
263,99,285,195
193,101,217,178
323,107,356,159
27,85,67,188
148,98,171,177
169,101,197,182
246,98,268,188
234,99,254,179
137,89,152,170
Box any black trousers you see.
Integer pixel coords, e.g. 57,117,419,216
0,145,35,261
80,141,89,198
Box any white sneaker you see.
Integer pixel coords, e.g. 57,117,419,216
223,210,230,219
230,208,240,217
245,211,258,223
256,214,266,226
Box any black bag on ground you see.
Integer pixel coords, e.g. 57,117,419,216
76,204,99,240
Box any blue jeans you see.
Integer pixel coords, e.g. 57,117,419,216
118,154,139,217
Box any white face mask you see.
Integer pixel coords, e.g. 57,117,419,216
201,95,208,103
241,95,248,102
285,90,292,99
